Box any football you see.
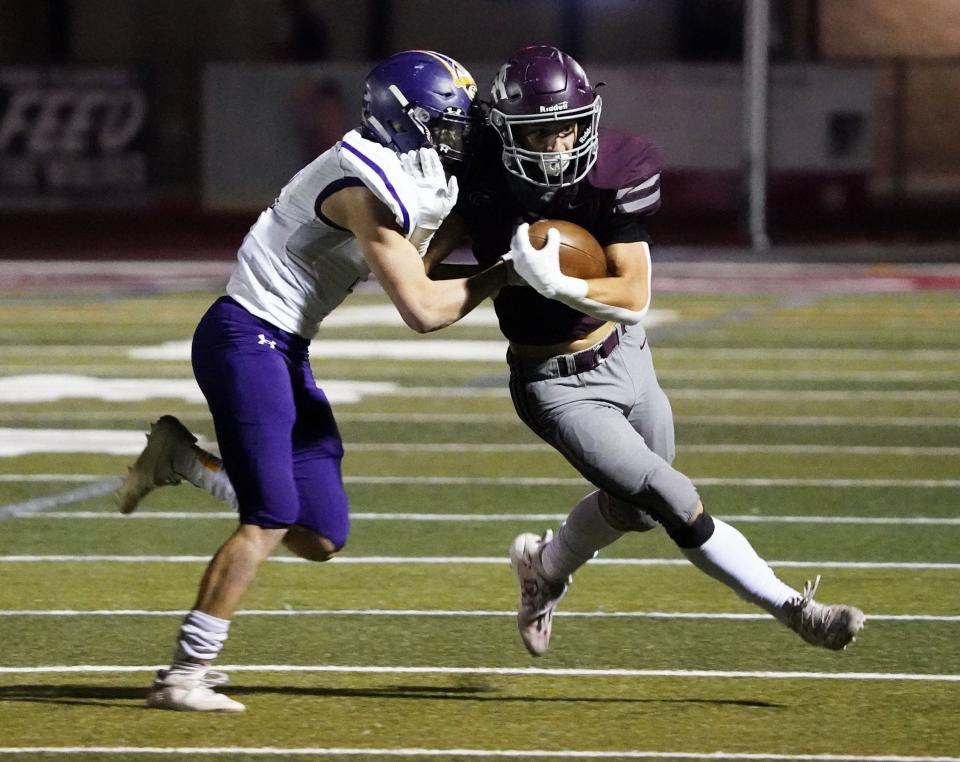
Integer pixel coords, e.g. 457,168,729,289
527,219,608,280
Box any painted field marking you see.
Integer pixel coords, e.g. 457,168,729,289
2,474,960,488
344,443,960,455
0,411,959,428
667,389,960,401
0,555,957,570
5,431,960,457
0,478,121,518
3,376,960,405
1,345,957,360
1,663,959,683
0,608,956,623
11,511,960,527
0,747,954,760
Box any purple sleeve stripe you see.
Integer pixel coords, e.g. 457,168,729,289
314,178,365,231
341,141,412,235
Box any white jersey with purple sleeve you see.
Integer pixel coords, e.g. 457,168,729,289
226,129,420,339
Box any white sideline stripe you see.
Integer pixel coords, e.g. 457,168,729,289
4,435,960,458
0,751,955,762
2,664,959,683
4,381,960,406
665,370,960,383
342,477,960,488
2,412,958,427
16,511,960,527
5,344,956,360
677,415,960,427
346,443,960,456
668,389,960,401
0,555,957,570
0,750,955,762
0,479,120,518
2,474,960,488
657,347,960,360
1,608,957,623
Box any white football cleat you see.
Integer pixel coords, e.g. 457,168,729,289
146,667,245,713
509,530,570,657
781,575,865,650
115,415,197,514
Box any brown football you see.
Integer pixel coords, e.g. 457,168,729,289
527,219,608,280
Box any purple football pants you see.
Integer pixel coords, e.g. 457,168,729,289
191,296,350,548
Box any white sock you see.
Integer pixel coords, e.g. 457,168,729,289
541,491,624,580
174,446,237,509
171,609,231,669
682,518,798,619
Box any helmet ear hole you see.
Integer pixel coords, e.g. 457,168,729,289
410,106,431,126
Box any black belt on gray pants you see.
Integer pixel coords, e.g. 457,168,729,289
511,325,624,379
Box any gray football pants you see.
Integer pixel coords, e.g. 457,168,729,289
507,324,701,533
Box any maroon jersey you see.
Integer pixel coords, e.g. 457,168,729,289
455,127,662,345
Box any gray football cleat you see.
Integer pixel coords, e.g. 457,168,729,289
781,575,865,650
146,667,245,713
509,530,570,657
115,415,196,514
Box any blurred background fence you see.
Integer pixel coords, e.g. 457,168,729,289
1,0,959,254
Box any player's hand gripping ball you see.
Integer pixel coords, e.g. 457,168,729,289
527,219,608,280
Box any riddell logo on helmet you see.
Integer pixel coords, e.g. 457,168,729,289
539,102,568,113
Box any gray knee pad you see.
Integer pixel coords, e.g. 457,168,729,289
616,464,700,535
599,492,660,533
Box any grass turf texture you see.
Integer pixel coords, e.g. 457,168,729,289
0,277,957,759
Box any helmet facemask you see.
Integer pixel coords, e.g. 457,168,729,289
490,96,601,189
426,107,480,169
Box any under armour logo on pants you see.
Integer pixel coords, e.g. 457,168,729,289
257,334,277,349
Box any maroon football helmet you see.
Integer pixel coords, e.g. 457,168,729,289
488,46,602,188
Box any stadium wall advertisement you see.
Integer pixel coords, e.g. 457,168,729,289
0,67,148,209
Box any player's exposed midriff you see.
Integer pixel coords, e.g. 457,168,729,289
508,319,617,360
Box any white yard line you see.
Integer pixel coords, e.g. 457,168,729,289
2,475,960,488
1,411,959,427
1,663,958,683
3,345,956,360
676,415,960,427
345,443,960,455
5,431,960,458
14,511,960,526
0,608,956,622
0,555,957,570
0,748,955,761
667,389,960,401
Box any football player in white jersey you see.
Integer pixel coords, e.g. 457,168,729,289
115,51,507,712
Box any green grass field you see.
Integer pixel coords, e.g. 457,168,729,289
0,262,958,761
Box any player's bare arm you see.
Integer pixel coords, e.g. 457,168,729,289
323,184,506,332
422,211,483,280
584,240,652,312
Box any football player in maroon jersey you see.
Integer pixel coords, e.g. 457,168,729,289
425,45,864,657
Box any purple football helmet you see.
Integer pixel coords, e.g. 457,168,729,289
361,50,479,167
488,46,602,188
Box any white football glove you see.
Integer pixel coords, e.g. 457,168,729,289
503,222,588,300
401,148,458,255
504,223,650,325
